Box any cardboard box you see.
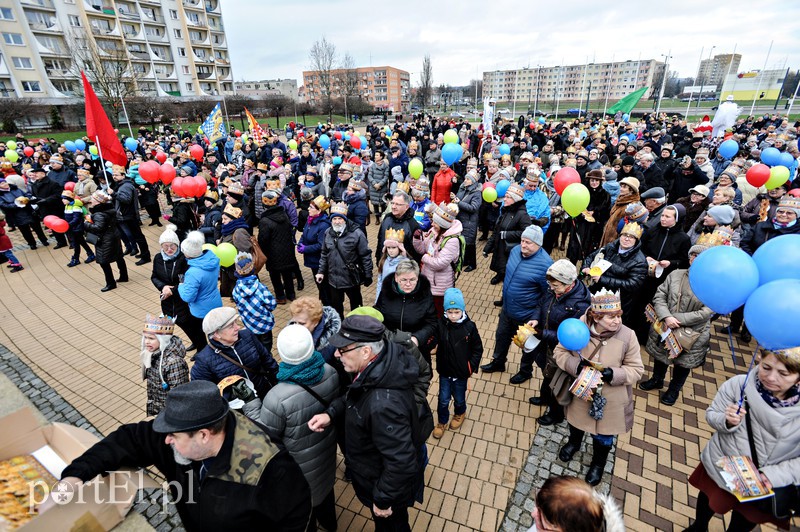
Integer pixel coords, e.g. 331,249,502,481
0,408,155,531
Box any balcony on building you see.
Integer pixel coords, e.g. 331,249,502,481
140,8,164,23
204,0,220,13
116,3,140,20
25,12,62,33
193,48,213,64
127,44,150,61
183,0,203,9
21,0,56,11
196,66,214,80
122,23,143,40
185,14,206,28
85,0,115,16
90,20,120,37
189,30,208,45
149,46,172,63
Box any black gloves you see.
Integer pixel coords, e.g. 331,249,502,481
230,379,256,402
601,367,614,383
363,277,373,287
577,358,591,373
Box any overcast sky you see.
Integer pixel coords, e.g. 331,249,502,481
220,2,800,88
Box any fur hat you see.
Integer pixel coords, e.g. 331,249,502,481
223,204,242,219
277,324,315,365
521,225,543,246
180,230,205,259
234,252,254,277
547,259,578,284
505,183,525,203
202,306,238,336
586,169,605,181
432,202,459,229
159,224,180,246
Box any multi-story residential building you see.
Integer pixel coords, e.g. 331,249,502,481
234,79,298,101
482,59,667,104
302,65,410,112
697,54,742,89
0,0,233,102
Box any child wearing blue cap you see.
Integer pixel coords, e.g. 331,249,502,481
433,287,483,439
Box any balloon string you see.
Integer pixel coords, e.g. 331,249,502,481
727,318,738,367
736,343,760,415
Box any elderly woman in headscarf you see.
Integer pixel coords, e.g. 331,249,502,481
140,314,188,416
600,177,641,247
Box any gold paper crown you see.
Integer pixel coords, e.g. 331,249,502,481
330,202,348,217
204,190,219,202
143,313,175,335
591,288,622,314
620,221,643,240
695,231,725,249
512,323,537,348
432,202,459,223
77,168,91,177
227,182,245,196
385,227,405,243
223,204,242,219
256,162,269,171
779,196,800,211
111,164,126,174
312,195,330,212
396,181,410,194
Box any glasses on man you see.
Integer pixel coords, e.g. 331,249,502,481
338,344,363,355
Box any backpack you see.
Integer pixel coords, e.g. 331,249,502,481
440,234,466,280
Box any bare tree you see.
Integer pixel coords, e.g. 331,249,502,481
468,79,483,103
337,52,360,119
64,29,143,126
262,95,291,129
0,98,34,133
419,54,433,108
308,37,337,122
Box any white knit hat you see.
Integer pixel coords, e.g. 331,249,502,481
180,230,205,258
277,324,314,365
159,224,180,246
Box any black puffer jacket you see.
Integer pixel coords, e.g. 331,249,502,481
741,220,800,255
536,280,592,350
151,252,191,323
375,274,438,351
435,316,483,379
484,200,532,273
338,341,421,510
257,205,296,272
199,204,222,244
29,176,64,218
317,219,373,289
171,200,198,241
112,178,140,221
0,185,34,226
584,239,647,317
85,202,122,265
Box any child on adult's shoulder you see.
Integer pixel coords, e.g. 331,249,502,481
375,228,407,301
433,288,483,440
231,252,278,353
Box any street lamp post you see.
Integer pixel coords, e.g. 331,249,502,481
697,45,715,110
655,51,672,116
534,65,541,114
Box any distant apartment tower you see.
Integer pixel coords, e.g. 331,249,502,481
0,0,233,101
302,65,410,112
697,54,742,88
482,59,666,104
234,79,298,101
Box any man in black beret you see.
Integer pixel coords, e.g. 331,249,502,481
53,381,311,531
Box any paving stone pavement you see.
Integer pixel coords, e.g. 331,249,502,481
1,213,798,531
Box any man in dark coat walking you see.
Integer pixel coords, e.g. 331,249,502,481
28,167,68,247
110,164,151,265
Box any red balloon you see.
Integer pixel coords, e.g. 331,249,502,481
234,130,242,137
155,151,167,164
42,215,58,229
190,145,204,162
192,175,208,197
64,182,76,192
159,164,176,185
297,131,305,138
788,189,800,198
349,156,361,165
746,163,771,188
171,176,185,197
139,161,160,184
113,129,119,134
482,182,496,190
289,121,296,129
23,146,34,157
349,137,361,149
51,219,69,234
529,123,536,130
334,131,342,140
554,167,581,196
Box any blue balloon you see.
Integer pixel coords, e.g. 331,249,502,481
744,279,800,349
689,246,759,314
124,138,138,152
319,134,330,149
499,144,511,155
718,139,739,160
64,140,76,152
557,318,591,351
761,147,781,166
752,234,800,285
74,139,86,151
332,156,342,165
495,179,511,198
384,126,391,136
361,136,369,150
441,143,463,166
538,117,546,124
344,134,350,141
778,151,795,169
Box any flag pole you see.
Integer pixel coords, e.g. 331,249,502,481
119,96,134,138
220,94,232,133
603,54,614,117
750,40,773,116
93,135,111,190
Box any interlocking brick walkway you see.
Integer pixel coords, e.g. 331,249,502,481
1,215,795,531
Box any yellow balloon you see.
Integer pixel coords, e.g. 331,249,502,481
765,166,790,190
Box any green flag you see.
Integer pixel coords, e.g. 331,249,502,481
608,86,649,114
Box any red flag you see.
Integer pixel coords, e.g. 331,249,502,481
81,71,127,166
244,107,264,143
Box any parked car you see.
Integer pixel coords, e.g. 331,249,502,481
566,108,584,117
449,111,465,118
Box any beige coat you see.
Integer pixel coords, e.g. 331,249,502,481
555,319,644,435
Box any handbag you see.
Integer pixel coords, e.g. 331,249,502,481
85,231,99,245
744,397,800,520
549,342,603,406
249,235,266,274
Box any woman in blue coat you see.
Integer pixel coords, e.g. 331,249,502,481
298,196,332,305
177,231,223,320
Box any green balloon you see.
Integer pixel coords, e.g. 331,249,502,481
562,183,591,218
482,187,498,203
89,145,98,155
215,242,237,267
288,139,298,151
202,243,217,253
5,150,18,163
765,166,790,190
409,158,423,179
443,129,458,144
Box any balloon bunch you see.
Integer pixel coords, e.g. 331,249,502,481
42,215,69,234
64,139,87,153
743,146,794,191
202,242,236,267
552,168,590,217
441,129,463,166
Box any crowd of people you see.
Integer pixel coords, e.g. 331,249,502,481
2,106,800,531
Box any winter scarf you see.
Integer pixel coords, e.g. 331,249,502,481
276,351,326,385
221,216,249,236
755,375,800,408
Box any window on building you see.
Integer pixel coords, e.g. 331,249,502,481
2,33,23,46
12,57,33,69
0,7,14,20
185,82,193,91
169,9,178,19
68,15,81,26
22,81,41,92
178,48,186,57
174,29,182,38
53,81,73,92
182,65,189,74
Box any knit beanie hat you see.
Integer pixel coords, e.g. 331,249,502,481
707,205,735,225
622,156,636,167
521,225,543,246
346,306,385,322
604,169,618,182
180,230,205,259
778,196,800,218
277,324,315,365
625,202,649,222
505,183,525,203
235,252,254,277
432,202,458,230
159,224,180,246
202,306,238,336
443,288,466,312
547,259,578,284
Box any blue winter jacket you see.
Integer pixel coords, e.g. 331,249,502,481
300,214,331,270
178,250,223,318
191,328,278,399
502,246,553,322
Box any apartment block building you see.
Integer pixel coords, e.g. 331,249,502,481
0,0,233,102
482,59,666,104
302,65,410,112
234,78,298,101
697,53,742,89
